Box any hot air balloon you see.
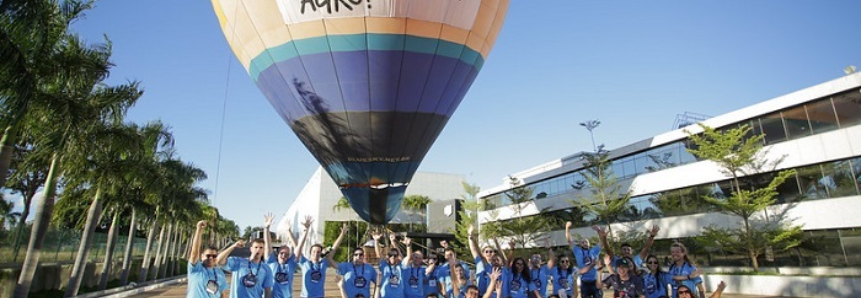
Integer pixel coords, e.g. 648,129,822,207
211,0,509,224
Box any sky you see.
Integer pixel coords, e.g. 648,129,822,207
6,1,861,231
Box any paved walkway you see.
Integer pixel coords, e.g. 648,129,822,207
128,276,800,298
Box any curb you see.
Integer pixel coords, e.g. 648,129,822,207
73,276,187,298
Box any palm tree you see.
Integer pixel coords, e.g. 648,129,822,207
402,195,431,231
62,122,151,297
1,199,22,230
5,131,50,261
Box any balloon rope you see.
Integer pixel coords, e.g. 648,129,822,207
213,0,242,207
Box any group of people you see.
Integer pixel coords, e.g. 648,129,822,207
186,216,727,298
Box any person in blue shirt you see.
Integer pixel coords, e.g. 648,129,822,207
642,255,672,298
187,220,228,298
338,246,377,298
565,222,602,298
508,257,530,298
219,238,274,298
467,225,507,297
667,243,704,298
443,252,470,298
402,237,436,298
263,213,311,298
527,240,553,298
298,222,348,298
595,225,660,272
375,231,407,298
546,254,577,298
423,251,442,298
438,243,470,297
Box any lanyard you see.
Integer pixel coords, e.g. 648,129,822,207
247,259,263,275
353,263,365,278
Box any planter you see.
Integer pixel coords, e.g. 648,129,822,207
704,274,861,298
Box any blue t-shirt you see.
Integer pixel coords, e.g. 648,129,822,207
527,266,549,297
187,261,228,298
226,257,274,298
548,267,575,297
424,266,440,297
267,253,297,298
403,264,426,298
643,271,672,298
379,259,406,298
444,274,471,298
338,262,377,298
507,270,529,298
438,261,470,295
298,256,328,298
668,262,702,298
572,244,601,281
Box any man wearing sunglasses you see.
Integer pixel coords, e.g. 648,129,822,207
527,239,554,298
263,214,312,298
374,231,407,298
565,222,602,298
338,245,377,298
468,225,508,297
299,222,347,298
594,225,660,272
188,220,228,298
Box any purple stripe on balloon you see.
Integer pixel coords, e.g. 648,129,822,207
253,50,478,121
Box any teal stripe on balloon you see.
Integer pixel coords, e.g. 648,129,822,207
249,33,484,80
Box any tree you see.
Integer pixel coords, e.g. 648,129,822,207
1,198,22,230
12,7,141,298
5,131,50,261
332,196,351,213
685,123,803,271
453,181,481,258
570,121,633,241
402,195,431,231
495,176,552,248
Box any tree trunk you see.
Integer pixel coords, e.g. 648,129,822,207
150,222,167,281
13,153,61,298
138,222,158,283
0,124,19,189
751,251,760,272
98,209,121,290
172,227,184,276
158,223,174,279
120,209,137,285
64,188,104,298
12,206,30,262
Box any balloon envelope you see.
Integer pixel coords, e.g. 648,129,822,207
212,0,509,224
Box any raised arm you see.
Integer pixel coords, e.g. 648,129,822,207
295,216,313,260
217,240,245,266
565,222,575,249
638,225,659,260
284,217,300,250
403,236,413,266
468,225,481,260
709,281,726,298
482,267,502,298
545,239,556,269
264,213,275,258
372,230,384,262
446,253,460,298
326,223,348,269
189,220,207,262
389,233,401,256
593,225,612,259
505,239,516,267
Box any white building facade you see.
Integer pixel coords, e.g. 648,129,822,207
276,167,466,251
478,73,861,267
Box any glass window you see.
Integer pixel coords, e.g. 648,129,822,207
782,105,811,140
760,112,787,144
796,164,828,201
852,157,861,194
820,160,859,198
806,98,839,134
833,89,861,128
